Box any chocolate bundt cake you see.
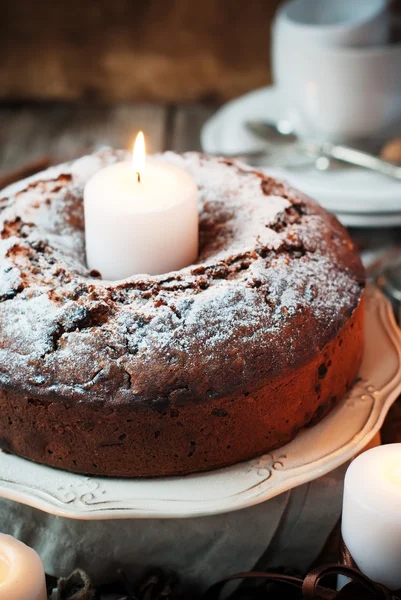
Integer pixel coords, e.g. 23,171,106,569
0,150,364,477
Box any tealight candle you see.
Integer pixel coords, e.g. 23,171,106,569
84,132,199,280
0,534,46,600
342,444,401,590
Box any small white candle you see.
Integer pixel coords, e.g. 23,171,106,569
84,132,199,280
342,444,401,590
0,534,46,600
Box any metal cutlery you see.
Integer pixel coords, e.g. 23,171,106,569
246,119,401,180
301,140,401,180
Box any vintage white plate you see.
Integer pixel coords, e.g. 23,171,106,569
0,286,400,520
335,211,401,228
201,86,401,222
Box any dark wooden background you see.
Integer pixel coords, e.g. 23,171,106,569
0,0,281,103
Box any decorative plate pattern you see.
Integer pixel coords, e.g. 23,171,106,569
0,285,400,520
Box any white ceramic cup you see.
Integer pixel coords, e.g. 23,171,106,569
272,2,401,142
273,0,389,49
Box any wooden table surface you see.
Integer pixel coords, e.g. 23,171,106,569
0,103,215,170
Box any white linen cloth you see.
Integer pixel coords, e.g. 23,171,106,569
0,463,347,595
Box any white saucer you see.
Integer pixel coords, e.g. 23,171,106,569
201,86,401,225
336,211,401,228
0,286,399,520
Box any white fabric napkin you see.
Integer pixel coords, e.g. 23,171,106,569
0,462,347,594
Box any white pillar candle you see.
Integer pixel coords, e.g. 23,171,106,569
84,132,199,280
342,444,401,590
0,534,46,600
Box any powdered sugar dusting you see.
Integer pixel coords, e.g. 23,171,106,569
0,150,364,402
155,152,288,260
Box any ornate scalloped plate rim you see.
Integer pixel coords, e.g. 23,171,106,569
0,285,400,520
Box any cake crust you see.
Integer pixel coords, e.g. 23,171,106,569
0,151,365,477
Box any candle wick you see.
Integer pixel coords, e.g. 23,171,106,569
136,171,141,184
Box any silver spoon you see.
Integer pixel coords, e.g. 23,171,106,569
246,119,298,145
246,119,401,180
245,120,339,171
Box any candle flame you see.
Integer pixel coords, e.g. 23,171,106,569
132,131,146,181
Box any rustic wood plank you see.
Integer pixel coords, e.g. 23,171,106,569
0,103,167,171
0,105,75,169
169,104,216,152
0,0,279,103
0,157,51,190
